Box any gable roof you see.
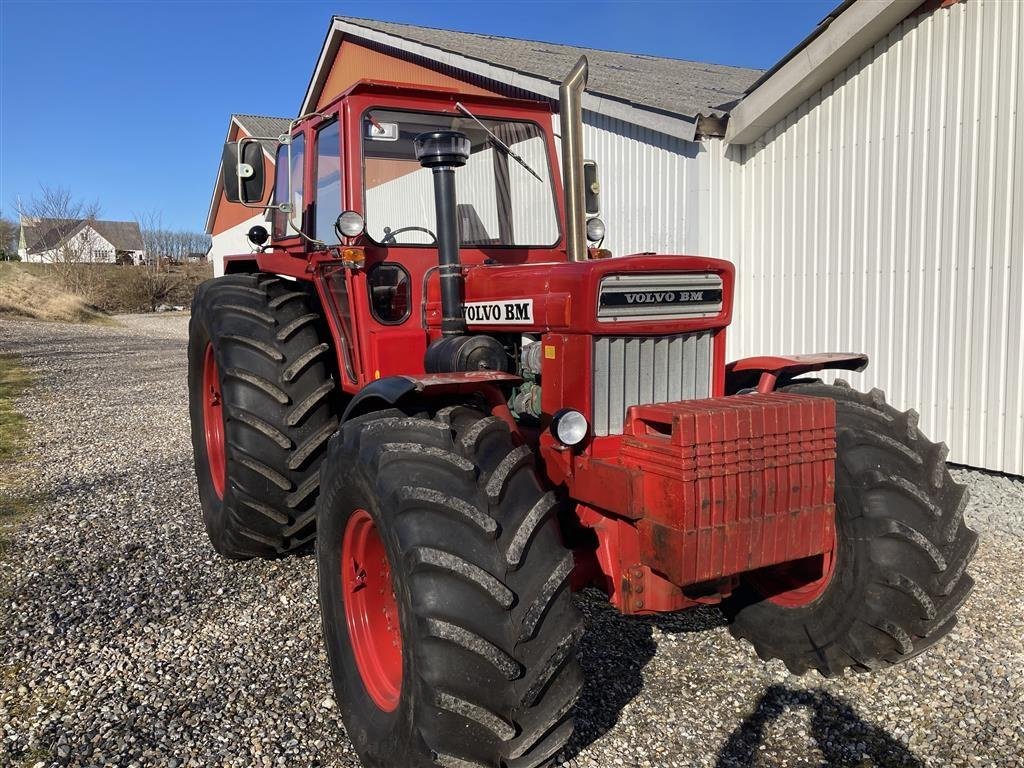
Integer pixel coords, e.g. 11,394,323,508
232,114,293,156
21,218,143,254
302,17,763,141
91,220,145,251
726,0,912,144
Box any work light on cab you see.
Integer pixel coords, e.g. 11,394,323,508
335,210,365,238
586,217,606,243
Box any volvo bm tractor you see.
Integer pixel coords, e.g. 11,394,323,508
188,57,977,768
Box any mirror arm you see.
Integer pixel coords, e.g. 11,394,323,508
282,112,331,248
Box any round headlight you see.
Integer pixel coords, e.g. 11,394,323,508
414,130,471,168
551,408,588,447
585,217,606,243
336,210,365,238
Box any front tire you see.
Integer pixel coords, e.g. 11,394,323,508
317,406,583,768
722,381,978,676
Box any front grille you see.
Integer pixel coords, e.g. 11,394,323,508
592,332,713,436
597,273,724,322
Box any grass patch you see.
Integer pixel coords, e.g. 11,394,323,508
0,354,34,565
0,353,32,465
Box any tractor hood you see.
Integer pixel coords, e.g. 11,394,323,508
424,254,736,336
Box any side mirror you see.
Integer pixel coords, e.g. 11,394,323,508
583,160,600,216
222,140,265,204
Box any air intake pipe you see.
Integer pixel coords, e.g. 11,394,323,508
560,56,589,262
415,130,471,336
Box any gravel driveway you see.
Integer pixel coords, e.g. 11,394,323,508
1,314,1021,768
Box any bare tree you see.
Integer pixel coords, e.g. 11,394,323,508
135,210,212,270
0,213,18,260
134,210,213,309
17,186,101,289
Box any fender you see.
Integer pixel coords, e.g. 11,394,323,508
342,371,522,423
725,353,868,394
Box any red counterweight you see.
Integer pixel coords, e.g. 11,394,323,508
574,393,837,614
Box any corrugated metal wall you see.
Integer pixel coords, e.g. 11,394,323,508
704,0,1023,474
555,112,703,257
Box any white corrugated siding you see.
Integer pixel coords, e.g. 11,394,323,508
705,0,1024,474
555,111,701,257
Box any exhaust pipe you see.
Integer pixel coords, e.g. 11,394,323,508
559,56,589,262
415,130,471,336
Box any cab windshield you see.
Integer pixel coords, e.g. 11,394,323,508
362,108,560,247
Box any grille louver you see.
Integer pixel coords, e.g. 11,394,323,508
593,332,713,436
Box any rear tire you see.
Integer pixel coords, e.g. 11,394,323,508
722,381,978,676
317,406,583,768
188,273,340,559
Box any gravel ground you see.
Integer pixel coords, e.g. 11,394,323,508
0,313,1021,768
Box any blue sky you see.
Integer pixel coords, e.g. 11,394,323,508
0,1,834,232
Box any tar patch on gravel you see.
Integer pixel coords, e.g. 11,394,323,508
1,315,1021,768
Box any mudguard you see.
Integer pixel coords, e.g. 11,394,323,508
725,353,868,394
341,372,522,421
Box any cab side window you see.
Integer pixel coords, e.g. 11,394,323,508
315,120,342,244
272,135,305,239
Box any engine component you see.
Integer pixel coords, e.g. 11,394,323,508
424,334,508,373
521,339,543,375
510,380,542,418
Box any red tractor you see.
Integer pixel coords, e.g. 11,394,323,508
189,57,976,768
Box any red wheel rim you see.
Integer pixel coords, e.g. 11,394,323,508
341,509,403,711
748,520,837,608
202,343,227,499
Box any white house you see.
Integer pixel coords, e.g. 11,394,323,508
18,217,146,265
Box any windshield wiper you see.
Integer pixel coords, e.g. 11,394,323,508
455,102,544,183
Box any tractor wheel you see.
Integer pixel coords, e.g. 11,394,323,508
188,273,339,559
722,381,978,676
316,406,583,768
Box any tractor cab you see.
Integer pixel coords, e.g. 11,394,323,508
221,81,594,390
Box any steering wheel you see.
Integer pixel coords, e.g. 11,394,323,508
381,226,437,245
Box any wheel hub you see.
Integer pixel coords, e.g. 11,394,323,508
202,343,227,499
341,509,403,711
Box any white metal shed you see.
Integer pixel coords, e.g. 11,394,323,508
707,0,1023,475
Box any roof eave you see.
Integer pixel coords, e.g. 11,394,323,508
725,0,918,145
300,17,698,142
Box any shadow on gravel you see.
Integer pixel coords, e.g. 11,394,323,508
563,593,727,759
714,685,924,768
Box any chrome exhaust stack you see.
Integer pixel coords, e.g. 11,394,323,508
560,56,589,262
